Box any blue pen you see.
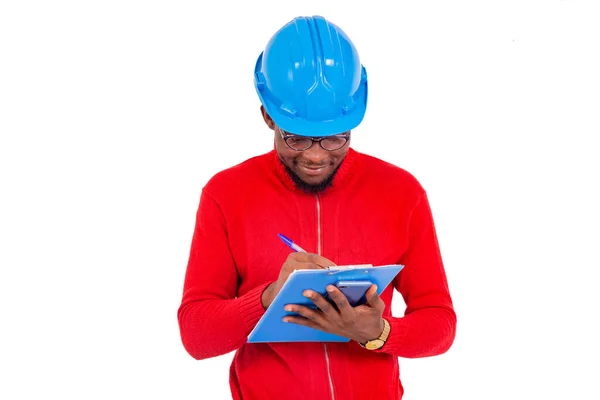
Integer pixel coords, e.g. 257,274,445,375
277,233,307,253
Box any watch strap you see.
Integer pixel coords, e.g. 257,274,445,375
359,318,390,350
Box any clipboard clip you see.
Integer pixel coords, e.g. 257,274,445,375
326,264,373,275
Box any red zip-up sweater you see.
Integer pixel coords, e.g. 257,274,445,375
178,148,456,400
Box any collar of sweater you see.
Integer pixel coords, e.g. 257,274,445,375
270,146,362,195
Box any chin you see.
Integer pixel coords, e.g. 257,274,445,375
297,174,329,186
284,163,340,194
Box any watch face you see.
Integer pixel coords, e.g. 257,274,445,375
365,339,385,350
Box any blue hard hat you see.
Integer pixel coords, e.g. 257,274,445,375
254,15,368,137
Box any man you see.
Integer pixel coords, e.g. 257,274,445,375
178,15,456,400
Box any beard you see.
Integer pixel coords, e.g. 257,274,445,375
283,162,343,194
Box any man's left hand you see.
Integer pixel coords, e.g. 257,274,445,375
282,284,385,344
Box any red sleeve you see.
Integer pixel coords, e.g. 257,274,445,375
381,192,457,357
177,189,269,360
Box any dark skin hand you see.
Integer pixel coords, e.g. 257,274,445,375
283,280,386,344
261,252,336,309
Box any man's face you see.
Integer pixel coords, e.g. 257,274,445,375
274,128,350,188
260,106,351,192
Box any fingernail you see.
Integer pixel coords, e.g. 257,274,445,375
326,285,335,292
284,306,293,312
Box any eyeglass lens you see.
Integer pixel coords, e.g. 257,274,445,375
286,135,348,151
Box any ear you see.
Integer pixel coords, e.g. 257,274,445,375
260,105,275,130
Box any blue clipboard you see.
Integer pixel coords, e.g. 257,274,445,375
247,264,404,343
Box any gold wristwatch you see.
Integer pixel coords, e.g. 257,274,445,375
360,318,390,350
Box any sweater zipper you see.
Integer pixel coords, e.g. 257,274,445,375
316,194,335,400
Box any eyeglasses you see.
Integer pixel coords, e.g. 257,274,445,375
277,127,350,151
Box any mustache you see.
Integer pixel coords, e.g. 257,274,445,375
295,161,330,168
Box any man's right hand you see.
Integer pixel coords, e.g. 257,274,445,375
261,252,336,309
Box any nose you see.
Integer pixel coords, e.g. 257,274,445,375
301,142,329,164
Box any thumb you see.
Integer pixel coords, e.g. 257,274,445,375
365,284,384,309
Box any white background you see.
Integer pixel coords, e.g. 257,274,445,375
1,1,599,399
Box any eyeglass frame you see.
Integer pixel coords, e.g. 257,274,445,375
276,126,351,151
